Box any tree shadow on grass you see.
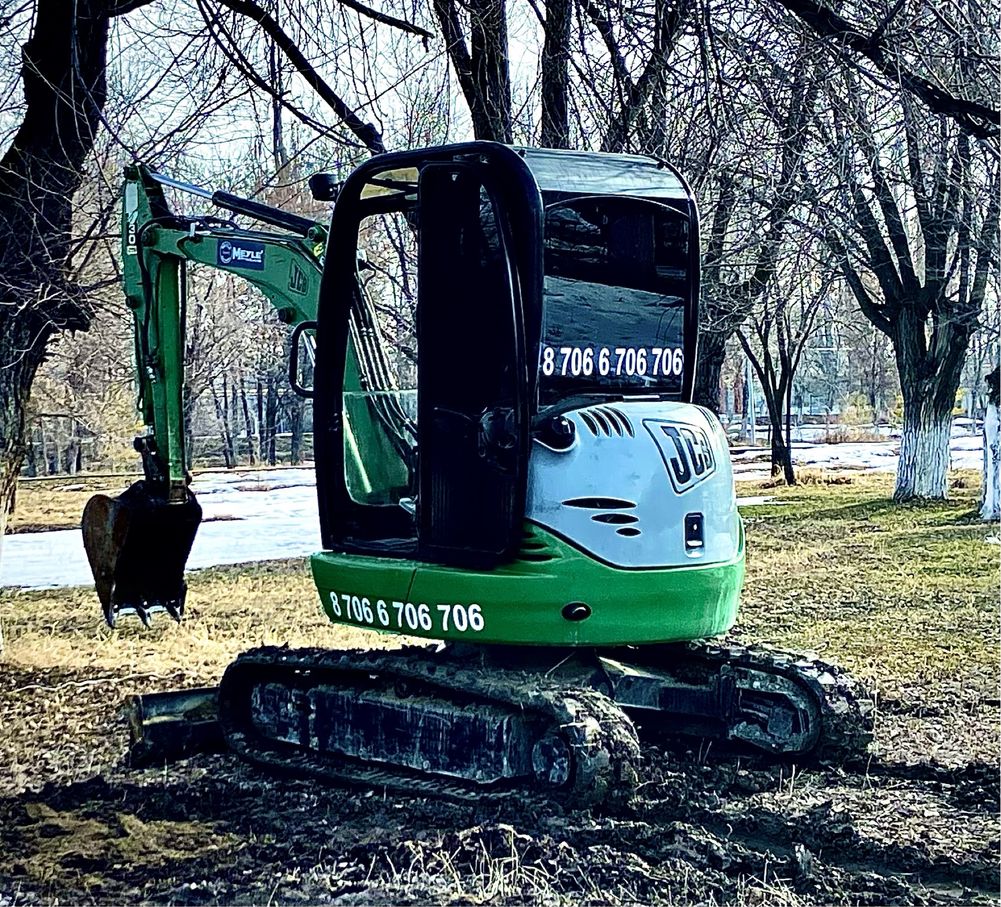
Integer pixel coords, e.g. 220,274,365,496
796,497,977,527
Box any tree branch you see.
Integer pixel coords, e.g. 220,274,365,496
335,0,431,39
772,0,999,139
209,0,385,153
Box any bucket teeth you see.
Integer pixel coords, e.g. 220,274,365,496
82,481,201,628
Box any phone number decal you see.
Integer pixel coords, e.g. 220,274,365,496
329,592,485,634
541,345,684,378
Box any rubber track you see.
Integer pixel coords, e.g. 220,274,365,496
219,646,641,808
685,638,876,762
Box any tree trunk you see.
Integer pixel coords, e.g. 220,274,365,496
770,423,795,484
980,367,999,521
257,377,265,454
982,402,999,521
0,1,113,550
40,418,56,475
286,335,303,465
290,397,303,465
889,300,968,501
240,378,257,465
762,392,795,484
784,381,796,484
265,374,278,465
229,380,243,464
0,320,46,530
64,421,81,474
540,0,571,148
212,380,236,468
183,391,195,473
693,328,727,412
895,397,953,500
25,423,38,478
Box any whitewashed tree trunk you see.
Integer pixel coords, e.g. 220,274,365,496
981,403,1000,521
894,408,952,500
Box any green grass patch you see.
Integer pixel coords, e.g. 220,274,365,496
738,472,998,701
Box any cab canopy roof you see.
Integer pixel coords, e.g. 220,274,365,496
346,143,691,204
517,147,690,200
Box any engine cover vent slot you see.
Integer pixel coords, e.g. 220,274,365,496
578,406,634,438
562,497,635,510
616,527,641,537
591,513,638,525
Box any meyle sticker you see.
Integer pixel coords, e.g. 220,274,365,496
218,239,265,270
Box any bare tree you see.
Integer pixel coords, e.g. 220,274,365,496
738,247,834,482
577,0,695,152
694,46,820,411
772,0,999,140
432,0,513,141
818,73,999,500
0,0,137,541
0,0,433,549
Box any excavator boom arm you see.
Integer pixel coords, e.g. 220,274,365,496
83,165,327,627
121,164,326,493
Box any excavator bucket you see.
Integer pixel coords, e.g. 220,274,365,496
82,481,202,628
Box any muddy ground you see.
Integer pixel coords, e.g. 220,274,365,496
0,474,998,905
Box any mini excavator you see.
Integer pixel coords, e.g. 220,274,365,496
83,143,873,806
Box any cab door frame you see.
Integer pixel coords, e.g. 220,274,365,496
313,142,544,564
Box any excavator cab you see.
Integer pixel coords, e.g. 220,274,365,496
307,144,724,647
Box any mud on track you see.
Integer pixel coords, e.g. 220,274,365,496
0,655,997,906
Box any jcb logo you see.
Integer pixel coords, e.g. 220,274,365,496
289,262,308,295
645,421,717,493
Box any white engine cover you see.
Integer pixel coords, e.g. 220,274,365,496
526,401,740,568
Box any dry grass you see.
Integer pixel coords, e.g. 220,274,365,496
736,469,999,766
8,474,137,533
0,559,409,794
3,559,399,674
0,469,998,906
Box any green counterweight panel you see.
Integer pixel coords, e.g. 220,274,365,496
310,521,744,647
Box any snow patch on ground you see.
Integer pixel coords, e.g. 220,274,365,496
0,468,321,591
733,432,983,481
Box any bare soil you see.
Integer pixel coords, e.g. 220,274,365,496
0,474,998,905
